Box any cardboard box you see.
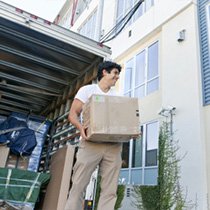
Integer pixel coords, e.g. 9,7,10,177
83,94,140,142
6,153,29,170
0,168,50,209
42,145,76,210
0,146,10,167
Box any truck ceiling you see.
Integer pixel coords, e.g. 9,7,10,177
0,2,111,117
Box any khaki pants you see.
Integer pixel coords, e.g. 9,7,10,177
64,140,122,210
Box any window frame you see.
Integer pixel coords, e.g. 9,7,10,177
123,41,159,99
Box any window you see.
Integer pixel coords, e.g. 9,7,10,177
133,0,144,22
120,121,159,185
134,49,146,98
120,122,158,169
132,126,143,167
122,142,130,168
116,0,154,29
78,11,97,40
72,0,93,24
145,0,154,12
145,122,159,166
124,58,133,97
147,42,159,94
124,41,159,98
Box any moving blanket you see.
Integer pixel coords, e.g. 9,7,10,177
10,112,52,172
0,168,50,208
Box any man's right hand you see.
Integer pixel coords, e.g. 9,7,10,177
80,127,88,140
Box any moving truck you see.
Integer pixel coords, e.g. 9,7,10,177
0,1,111,209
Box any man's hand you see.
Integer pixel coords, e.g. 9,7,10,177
80,126,88,140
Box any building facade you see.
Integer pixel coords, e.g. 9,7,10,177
58,0,209,209
198,0,210,209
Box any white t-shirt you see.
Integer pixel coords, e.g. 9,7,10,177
75,84,119,104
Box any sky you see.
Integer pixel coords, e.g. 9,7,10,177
1,0,66,22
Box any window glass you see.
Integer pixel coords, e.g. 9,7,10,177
124,92,132,97
122,142,130,168
145,122,158,166
135,50,145,86
86,17,91,38
132,127,143,167
147,78,158,95
124,67,132,92
124,1,132,15
125,1,133,26
80,26,84,35
146,122,158,150
134,85,145,98
116,0,125,33
78,11,97,40
133,0,143,21
116,0,124,21
91,14,96,38
148,42,158,80
146,150,157,166
145,0,154,12
124,58,134,94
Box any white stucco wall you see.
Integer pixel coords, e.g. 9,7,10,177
161,4,207,209
109,0,193,60
204,106,210,207
111,1,208,209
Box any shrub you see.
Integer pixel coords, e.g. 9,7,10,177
94,176,125,210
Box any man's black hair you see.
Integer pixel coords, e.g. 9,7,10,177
97,61,122,81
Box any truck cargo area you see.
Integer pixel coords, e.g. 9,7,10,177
0,1,111,118
0,2,111,209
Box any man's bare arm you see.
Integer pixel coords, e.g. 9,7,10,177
68,98,88,140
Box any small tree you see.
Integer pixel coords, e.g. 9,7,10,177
132,121,186,209
158,122,185,210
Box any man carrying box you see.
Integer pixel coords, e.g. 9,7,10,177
65,61,122,210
